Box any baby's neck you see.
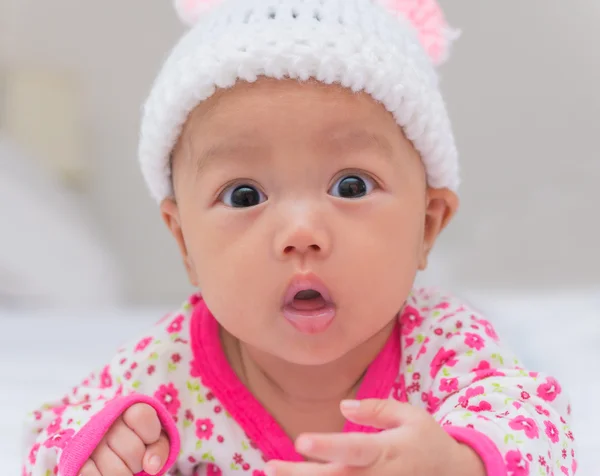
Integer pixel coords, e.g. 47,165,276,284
221,322,395,437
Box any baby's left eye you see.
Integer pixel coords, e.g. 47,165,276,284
329,174,376,199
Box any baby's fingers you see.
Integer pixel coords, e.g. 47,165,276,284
296,432,384,467
106,417,146,473
143,431,170,475
79,459,102,476
123,403,162,444
91,442,133,476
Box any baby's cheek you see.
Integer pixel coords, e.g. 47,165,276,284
197,259,268,320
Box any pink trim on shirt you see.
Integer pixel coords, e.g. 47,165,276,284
190,297,401,462
444,426,508,476
58,394,181,476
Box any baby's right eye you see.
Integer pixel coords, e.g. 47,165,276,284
220,183,267,208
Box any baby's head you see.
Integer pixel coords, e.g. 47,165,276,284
139,0,460,365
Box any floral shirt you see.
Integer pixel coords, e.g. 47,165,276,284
22,288,577,476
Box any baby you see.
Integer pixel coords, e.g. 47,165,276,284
22,0,577,475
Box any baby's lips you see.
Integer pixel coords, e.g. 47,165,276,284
282,273,334,306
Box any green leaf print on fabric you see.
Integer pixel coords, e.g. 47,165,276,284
196,440,203,450
202,452,215,462
241,441,249,451
168,362,177,372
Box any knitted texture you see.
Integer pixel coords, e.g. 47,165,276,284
139,0,460,203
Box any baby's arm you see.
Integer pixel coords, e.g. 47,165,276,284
404,295,576,476
22,331,181,475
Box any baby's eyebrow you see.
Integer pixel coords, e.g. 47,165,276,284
193,135,266,175
319,127,395,161
192,126,394,175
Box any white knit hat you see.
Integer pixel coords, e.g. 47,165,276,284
139,0,460,203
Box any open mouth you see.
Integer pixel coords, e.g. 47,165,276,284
291,289,327,311
282,276,336,334
294,289,320,300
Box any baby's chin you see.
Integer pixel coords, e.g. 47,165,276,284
251,317,394,367
268,341,357,367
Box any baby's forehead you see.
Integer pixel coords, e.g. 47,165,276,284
169,79,427,179
188,78,382,122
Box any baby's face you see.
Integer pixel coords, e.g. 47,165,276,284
163,78,457,365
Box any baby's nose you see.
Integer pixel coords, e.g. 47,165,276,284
274,204,332,260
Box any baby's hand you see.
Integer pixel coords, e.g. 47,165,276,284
79,403,170,476
267,399,486,476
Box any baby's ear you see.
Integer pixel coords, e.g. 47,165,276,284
160,198,200,287
419,188,459,270
174,0,223,27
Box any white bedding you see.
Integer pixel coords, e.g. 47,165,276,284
1,292,598,474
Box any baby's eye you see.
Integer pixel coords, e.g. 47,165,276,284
329,174,376,199
220,183,267,208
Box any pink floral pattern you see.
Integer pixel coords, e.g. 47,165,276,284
154,383,181,416
134,337,153,353
28,443,40,465
22,289,576,475
471,316,499,340
399,306,424,335
506,450,530,476
167,314,185,334
42,429,75,450
207,464,222,475
471,360,505,382
509,415,539,439
544,420,560,443
196,418,215,440
458,385,484,408
464,332,485,350
46,417,62,436
429,347,458,378
439,377,458,393
99,365,112,389
537,377,562,402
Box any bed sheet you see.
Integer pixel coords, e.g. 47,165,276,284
1,292,597,474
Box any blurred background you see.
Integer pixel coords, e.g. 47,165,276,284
0,0,598,472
